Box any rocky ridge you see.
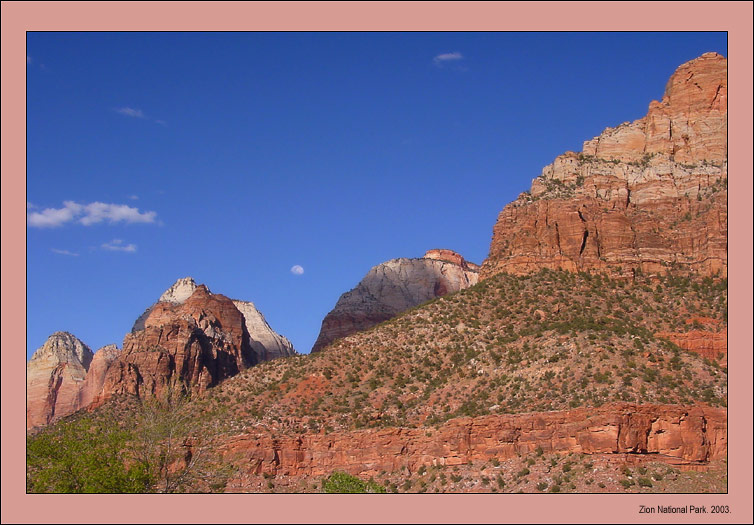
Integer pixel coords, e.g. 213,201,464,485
311,249,480,352
481,52,727,280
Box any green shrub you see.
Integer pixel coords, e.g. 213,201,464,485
26,413,153,493
322,471,386,493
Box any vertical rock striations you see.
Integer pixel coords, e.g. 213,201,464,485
131,277,295,363
100,285,255,400
26,332,93,430
232,300,296,362
97,277,296,403
77,344,122,409
311,250,479,353
482,52,727,280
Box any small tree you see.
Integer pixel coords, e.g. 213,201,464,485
132,382,211,493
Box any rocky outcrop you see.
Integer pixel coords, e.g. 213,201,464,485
656,331,727,366
222,403,727,480
132,277,295,363
232,300,296,362
98,285,255,401
77,344,122,408
482,53,727,280
26,332,93,430
311,250,479,352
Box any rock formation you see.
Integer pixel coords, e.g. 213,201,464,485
232,300,296,362
222,403,727,480
311,249,479,352
132,277,295,363
26,332,93,430
77,344,122,409
482,52,727,280
99,285,256,400
656,330,727,366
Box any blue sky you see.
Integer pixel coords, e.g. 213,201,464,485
26,32,727,358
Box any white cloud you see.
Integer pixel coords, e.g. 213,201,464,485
51,248,79,257
27,55,32,64
26,201,83,228
433,51,464,66
115,107,146,118
27,201,157,228
128,194,139,200
290,265,304,275
101,239,137,253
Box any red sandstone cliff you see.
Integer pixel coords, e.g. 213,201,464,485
97,285,255,401
481,53,727,280
221,403,726,482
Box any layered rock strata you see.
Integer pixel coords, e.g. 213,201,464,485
132,277,295,363
482,52,727,280
311,249,479,353
99,285,255,400
26,332,93,430
222,403,726,479
656,331,727,366
77,344,122,409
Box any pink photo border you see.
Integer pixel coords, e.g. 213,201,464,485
2,2,751,523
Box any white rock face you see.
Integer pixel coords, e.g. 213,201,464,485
158,277,201,303
311,250,479,352
232,300,297,361
27,332,93,430
131,277,296,362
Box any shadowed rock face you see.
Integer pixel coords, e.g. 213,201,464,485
26,332,93,430
132,277,295,363
482,52,727,280
99,285,255,401
311,250,479,353
96,278,297,403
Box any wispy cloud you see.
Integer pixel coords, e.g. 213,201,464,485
115,107,146,119
27,54,32,64
27,201,157,228
101,239,137,253
114,107,166,126
51,248,79,257
290,265,304,276
433,51,464,67
127,194,139,200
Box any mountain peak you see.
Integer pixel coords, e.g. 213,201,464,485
158,276,203,304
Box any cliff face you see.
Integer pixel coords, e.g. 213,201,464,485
132,277,295,363
221,403,727,481
232,300,296,362
311,249,479,353
26,332,93,430
99,285,255,401
77,344,122,409
481,52,727,280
